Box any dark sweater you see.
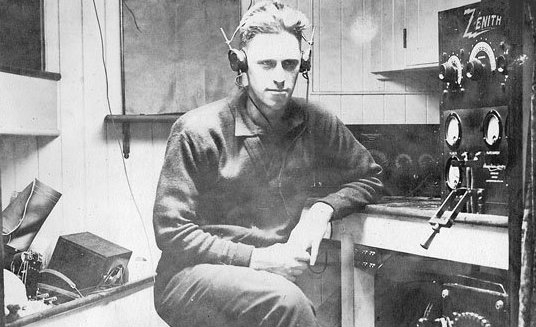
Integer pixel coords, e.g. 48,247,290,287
153,87,383,272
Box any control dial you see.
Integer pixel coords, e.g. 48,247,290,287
483,110,503,148
466,41,496,80
439,55,463,85
445,113,462,149
445,157,463,190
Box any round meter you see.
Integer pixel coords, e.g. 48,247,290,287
445,157,462,190
483,110,503,148
445,113,462,149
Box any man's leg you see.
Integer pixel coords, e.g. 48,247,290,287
154,264,318,327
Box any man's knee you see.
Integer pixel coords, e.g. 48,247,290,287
252,280,316,326
271,282,312,312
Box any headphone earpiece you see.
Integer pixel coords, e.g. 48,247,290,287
228,48,310,74
228,49,248,73
299,58,311,73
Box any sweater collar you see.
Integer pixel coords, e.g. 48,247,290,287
227,88,305,136
228,87,306,137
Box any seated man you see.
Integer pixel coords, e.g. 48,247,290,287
153,2,383,326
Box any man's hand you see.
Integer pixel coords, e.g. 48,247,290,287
249,243,310,282
287,202,333,266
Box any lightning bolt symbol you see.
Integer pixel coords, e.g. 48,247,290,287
463,29,490,39
463,8,490,39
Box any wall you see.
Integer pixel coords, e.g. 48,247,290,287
0,0,482,276
0,0,477,281
0,0,478,325
0,0,161,281
308,0,477,125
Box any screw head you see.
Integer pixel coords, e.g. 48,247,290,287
495,300,504,310
442,289,449,298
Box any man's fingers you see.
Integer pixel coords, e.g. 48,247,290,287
310,241,320,266
295,252,311,264
294,260,308,270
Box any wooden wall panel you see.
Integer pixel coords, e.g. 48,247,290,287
316,0,342,92
369,0,383,74
318,95,342,117
56,0,87,234
361,0,384,92
308,0,442,125
381,0,394,72
404,0,419,66
393,0,406,69
418,0,439,65
384,95,406,123
384,0,406,92
341,0,364,92
341,95,364,124
83,0,113,237
406,94,428,124
362,95,384,123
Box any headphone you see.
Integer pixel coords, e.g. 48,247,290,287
220,26,314,74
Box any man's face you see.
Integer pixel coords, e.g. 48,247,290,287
244,31,302,112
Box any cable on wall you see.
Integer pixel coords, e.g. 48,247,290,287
91,0,155,281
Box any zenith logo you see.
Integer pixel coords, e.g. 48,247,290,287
463,8,503,39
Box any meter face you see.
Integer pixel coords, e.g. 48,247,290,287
446,159,462,190
483,112,502,147
445,114,462,148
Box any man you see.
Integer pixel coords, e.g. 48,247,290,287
153,2,383,326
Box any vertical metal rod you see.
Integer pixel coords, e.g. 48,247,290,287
340,223,354,327
0,135,5,327
465,167,472,213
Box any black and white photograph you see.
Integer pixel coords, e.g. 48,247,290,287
0,0,534,326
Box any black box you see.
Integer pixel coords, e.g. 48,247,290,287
47,232,132,291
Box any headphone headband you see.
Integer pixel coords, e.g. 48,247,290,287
220,27,314,74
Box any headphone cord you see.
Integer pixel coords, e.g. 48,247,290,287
303,71,310,104
92,0,155,282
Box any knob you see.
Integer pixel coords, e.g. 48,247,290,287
496,55,507,74
465,58,486,80
439,62,458,83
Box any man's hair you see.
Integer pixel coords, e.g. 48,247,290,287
239,1,309,49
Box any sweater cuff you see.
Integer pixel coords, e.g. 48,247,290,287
229,242,255,267
316,193,349,220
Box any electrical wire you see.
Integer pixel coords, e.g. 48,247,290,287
2,180,36,244
122,0,142,33
91,0,155,282
308,251,328,274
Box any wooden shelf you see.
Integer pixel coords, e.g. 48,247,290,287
104,114,183,158
0,71,60,136
371,63,439,81
6,276,155,327
0,66,61,81
0,129,60,137
104,114,183,123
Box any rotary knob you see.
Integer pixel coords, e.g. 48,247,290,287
452,312,491,327
439,62,458,83
496,55,507,74
465,58,486,80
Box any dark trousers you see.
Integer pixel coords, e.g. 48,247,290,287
154,264,319,327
